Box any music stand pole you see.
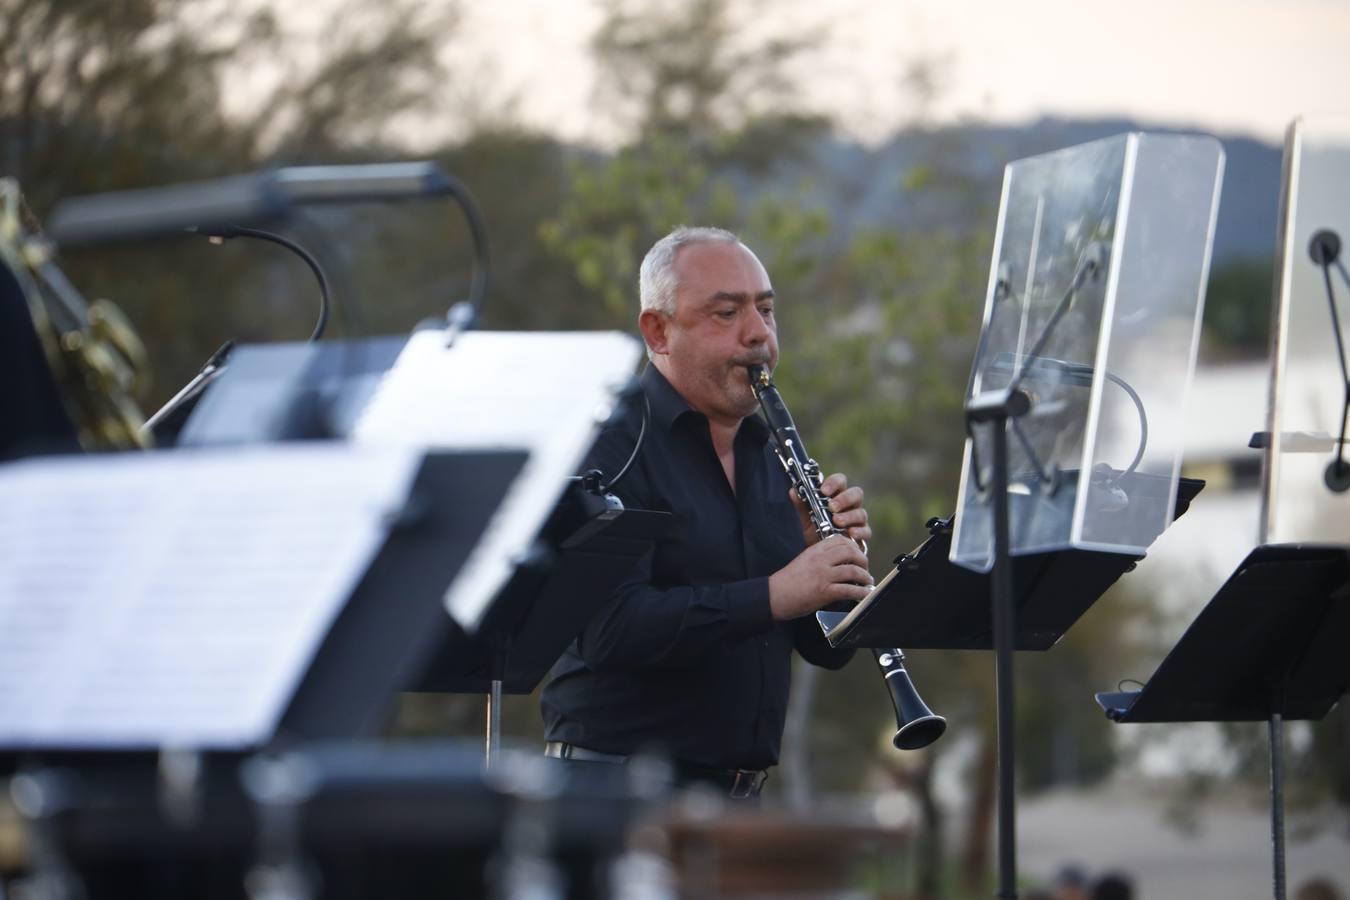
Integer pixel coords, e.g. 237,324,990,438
486,648,505,767
968,389,1029,899
1269,711,1286,900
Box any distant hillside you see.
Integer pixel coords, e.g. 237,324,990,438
776,117,1283,267
939,117,1284,266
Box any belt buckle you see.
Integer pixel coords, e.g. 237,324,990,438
728,769,766,800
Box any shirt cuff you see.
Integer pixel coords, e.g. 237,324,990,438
724,576,775,637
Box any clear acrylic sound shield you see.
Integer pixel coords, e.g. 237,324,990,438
1261,116,1350,546
952,133,1225,572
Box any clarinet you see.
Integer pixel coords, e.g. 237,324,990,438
748,365,946,751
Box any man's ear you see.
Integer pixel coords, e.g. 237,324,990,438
638,308,670,356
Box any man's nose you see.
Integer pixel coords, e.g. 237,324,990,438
742,308,770,345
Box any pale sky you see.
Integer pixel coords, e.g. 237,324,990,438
441,0,1349,147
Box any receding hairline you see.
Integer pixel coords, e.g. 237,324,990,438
639,226,746,314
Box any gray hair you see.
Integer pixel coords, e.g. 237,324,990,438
638,225,741,315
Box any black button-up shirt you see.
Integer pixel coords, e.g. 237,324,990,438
540,364,854,771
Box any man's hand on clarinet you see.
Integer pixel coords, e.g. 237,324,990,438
768,535,873,621
788,472,872,548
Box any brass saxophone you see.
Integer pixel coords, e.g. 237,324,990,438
1,179,151,450
748,364,946,750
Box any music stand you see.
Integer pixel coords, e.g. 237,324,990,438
1262,115,1350,544
817,474,1205,652
949,133,1225,898
0,444,524,754
349,327,658,762
171,335,409,447
1096,116,1350,900
167,327,655,762
1095,544,1350,900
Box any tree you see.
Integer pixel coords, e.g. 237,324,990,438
1202,255,1275,359
1,0,464,406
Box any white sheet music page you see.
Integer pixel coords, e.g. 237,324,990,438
352,329,642,632
0,445,418,750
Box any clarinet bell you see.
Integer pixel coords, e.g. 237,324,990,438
886,664,948,751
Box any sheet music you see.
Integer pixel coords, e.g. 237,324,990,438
0,445,419,749
352,329,642,631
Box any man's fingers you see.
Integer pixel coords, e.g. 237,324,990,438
819,473,849,498
835,564,873,586
827,582,873,602
818,536,868,569
827,484,864,512
831,507,868,530
846,525,874,544
819,533,862,558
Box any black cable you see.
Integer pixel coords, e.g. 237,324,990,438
289,209,364,339
600,392,650,494
205,226,331,342
1325,258,1350,478
1009,415,1055,487
967,248,1103,497
1009,246,1105,395
442,174,490,327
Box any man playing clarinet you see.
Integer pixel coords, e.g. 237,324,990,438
541,226,874,799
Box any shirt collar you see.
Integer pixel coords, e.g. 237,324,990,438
640,363,770,447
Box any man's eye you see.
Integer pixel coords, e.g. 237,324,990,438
716,309,736,319
759,306,774,317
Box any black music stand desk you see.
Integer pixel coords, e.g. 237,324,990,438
1095,543,1350,900
817,477,1205,652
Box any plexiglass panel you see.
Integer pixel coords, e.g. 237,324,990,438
1262,116,1350,546
952,133,1224,572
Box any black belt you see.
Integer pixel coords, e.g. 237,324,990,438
544,741,768,800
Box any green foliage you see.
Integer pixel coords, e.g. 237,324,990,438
539,132,718,319
1203,255,1275,357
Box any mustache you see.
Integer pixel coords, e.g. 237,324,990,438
731,353,773,369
